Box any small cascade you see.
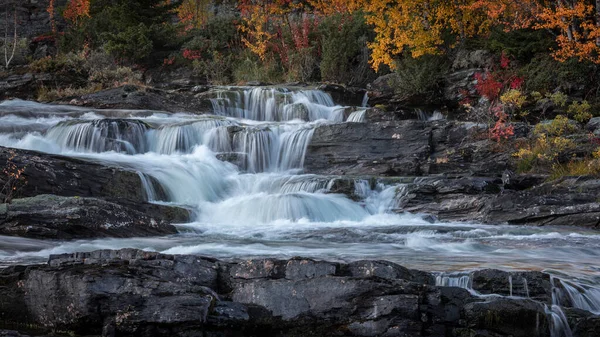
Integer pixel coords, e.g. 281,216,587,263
233,125,315,173
277,127,315,171
435,272,473,289
415,109,445,122
208,87,341,122
233,128,278,173
347,109,367,123
352,180,401,214
552,278,600,314
361,92,369,107
147,119,234,154
509,275,513,297
545,304,573,337
524,277,530,298
46,119,148,154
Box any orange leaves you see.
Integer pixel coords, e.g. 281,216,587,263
176,0,212,31
535,1,600,64
63,0,91,24
236,0,600,70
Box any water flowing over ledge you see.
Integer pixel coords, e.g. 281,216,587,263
0,88,599,307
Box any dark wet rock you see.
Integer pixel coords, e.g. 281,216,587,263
216,152,247,168
306,120,515,178
346,260,436,285
317,84,367,107
0,249,560,336
305,121,432,176
586,117,600,136
483,177,600,228
0,195,189,240
471,269,553,303
0,146,146,202
65,85,207,113
0,73,52,101
463,298,550,337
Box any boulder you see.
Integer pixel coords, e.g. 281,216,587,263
0,195,189,240
0,146,146,203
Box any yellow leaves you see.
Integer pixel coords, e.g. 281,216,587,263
500,89,527,109
237,0,600,70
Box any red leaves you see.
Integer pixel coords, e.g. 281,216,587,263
183,49,202,60
490,108,515,142
474,72,503,101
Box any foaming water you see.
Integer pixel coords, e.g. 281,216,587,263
1,94,600,298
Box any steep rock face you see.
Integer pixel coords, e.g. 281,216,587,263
0,195,189,240
0,249,572,337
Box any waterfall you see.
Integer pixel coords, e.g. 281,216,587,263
347,109,367,123
435,273,472,289
552,278,600,314
361,92,369,107
146,118,234,154
233,125,315,173
46,119,148,154
545,305,573,337
208,87,341,122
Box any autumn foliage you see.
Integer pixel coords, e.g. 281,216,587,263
234,0,600,69
63,0,91,24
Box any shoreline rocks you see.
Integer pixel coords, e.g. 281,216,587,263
3,248,597,337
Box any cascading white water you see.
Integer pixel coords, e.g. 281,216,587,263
1,89,600,312
47,119,148,154
552,278,600,314
209,87,342,122
435,273,472,289
146,118,234,154
347,109,367,123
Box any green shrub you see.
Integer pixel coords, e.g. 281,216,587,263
318,12,374,85
104,24,153,62
521,54,596,94
567,101,592,123
392,54,449,99
233,52,283,84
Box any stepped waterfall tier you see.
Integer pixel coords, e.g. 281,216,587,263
0,87,599,336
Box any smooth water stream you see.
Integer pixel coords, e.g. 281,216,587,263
0,90,599,326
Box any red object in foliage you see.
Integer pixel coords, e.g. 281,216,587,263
510,76,524,89
474,72,503,101
183,49,202,60
500,52,511,69
32,35,55,43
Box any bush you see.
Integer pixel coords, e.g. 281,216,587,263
521,54,597,94
392,54,449,99
318,12,374,85
567,101,592,123
549,159,600,180
104,24,154,62
533,115,578,137
37,84,103,102
192,51,233,84
233,52,283,84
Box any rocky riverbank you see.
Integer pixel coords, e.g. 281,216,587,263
1,85,599,337
0,248,598,337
